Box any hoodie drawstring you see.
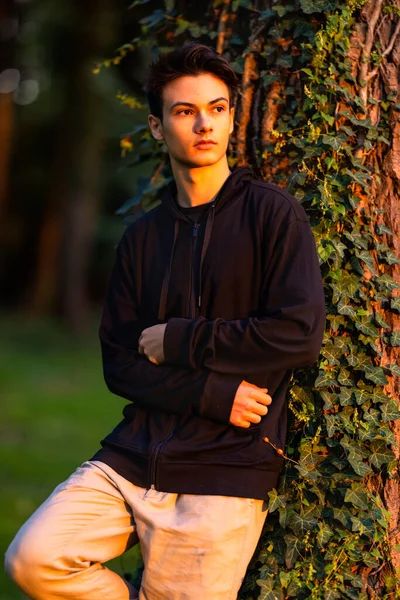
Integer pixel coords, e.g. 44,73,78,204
158,219,180,321
157,203,216,321
197,202,215,309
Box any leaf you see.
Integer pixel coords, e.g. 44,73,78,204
339,388,353,406
300,0,338,13
363,366,388,386
369,441,394,468
374,313,389,328
333,507,351,527
383,363,400,377
353,388,371,405
389,331,400,347
256,577,283,600
268,489,286,513
338,368,353,387
380,400,400,422
284,534,302,568
355,319,380,337
348,456,372,477
315,371,338,387
324,590,341,600
322,134,347,151
337,300,356,319
344,484,368,510
289,505,320,536
391,297,400,312
375,224,394,236
325,414,337,437
317,523,334,547
355,250,378,276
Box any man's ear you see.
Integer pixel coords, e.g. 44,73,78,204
148,114,164,141
229,107,235,135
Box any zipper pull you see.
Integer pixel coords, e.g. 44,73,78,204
193,223,199,237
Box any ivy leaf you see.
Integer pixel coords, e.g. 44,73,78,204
380,399,400,422
256,577,283,600
383,363,400,377
338,300,356,319
355,250,378,275
338,368,353,387
344,484,368,509
325,414,337,437
348,456,372,477
284,534,302,568
374,313,389,328
388,331,400,347
363,366,388,386
339,388,353,406
333,507,351,527
355,319,380,337
300,0,338,13
268,489,287,513
289,505,320,536
354,389,371,405
322,134,347,151
324,590,341,600
317,523,334,547
369,441,394,468
315,371,338,387
375,224,394,236
390,297,400,312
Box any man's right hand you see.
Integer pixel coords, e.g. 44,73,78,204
229,380,272,428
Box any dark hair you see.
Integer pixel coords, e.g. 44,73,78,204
147,43,238,120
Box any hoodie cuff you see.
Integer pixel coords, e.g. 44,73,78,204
164,318,192,367
201,373,242,424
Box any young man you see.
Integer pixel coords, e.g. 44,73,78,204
5,43,326,600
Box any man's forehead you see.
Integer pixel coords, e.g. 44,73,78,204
163,74,229,105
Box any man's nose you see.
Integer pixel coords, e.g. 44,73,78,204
195,112,213,132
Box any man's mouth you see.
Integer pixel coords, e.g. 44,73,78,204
195,139,217,148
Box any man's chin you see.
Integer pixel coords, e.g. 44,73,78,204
175,154,225,169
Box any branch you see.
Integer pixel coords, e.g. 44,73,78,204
365,19,400,83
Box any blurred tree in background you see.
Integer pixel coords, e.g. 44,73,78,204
0,0,155,332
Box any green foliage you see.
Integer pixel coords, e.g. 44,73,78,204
114,0,400,597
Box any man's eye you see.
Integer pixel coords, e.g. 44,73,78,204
177,109,192,115
213,106,225,113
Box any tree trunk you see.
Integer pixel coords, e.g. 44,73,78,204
31,0,115,332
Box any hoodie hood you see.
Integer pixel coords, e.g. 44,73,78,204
157,167,254,321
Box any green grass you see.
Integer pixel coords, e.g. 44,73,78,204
0,313,142,600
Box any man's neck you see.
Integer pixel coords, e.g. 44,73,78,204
171,156,231,208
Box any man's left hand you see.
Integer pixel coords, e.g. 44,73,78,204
138,324,167,365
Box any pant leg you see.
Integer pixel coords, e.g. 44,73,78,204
4,460,140,600
137,491,267,600
95,463,268,600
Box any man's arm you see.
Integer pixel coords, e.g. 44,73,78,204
99,230,242,425
163,218,326,375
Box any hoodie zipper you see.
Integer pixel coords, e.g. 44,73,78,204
149,416,177,490
189,222,200,318
149,221,200,490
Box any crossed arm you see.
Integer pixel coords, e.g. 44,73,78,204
100,219,325,426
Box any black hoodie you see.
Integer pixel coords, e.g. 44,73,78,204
90,168,326,500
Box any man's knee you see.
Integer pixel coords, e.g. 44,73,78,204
5,531,56,594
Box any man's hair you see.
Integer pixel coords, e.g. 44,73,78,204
147,42,239,120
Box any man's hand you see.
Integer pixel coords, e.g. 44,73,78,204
230,380,272,428
138,324,167,365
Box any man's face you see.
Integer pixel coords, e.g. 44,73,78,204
148,73,234,169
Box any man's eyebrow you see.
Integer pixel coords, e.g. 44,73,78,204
169,97,229,111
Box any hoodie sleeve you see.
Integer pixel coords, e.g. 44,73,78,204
163,218,326,375
99,230,242,425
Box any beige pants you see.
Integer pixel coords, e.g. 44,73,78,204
5,460,268,600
